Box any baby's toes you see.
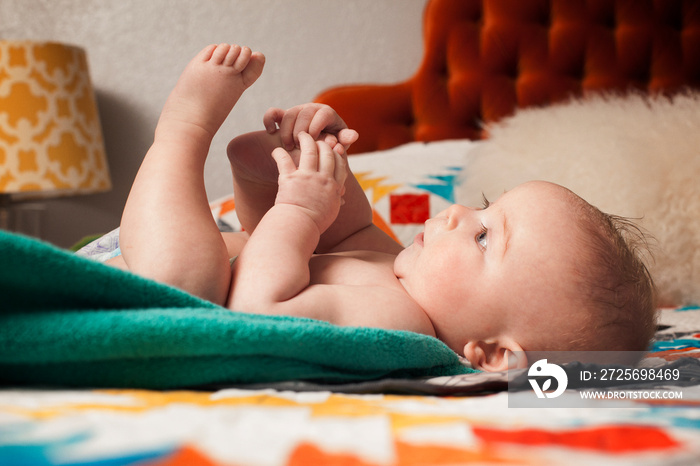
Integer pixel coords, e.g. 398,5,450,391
232,46,252,72
210,43,233,64
241,52,265,88
223,44,242,66
195,44,218,62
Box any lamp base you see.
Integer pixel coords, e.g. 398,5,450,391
0,194,9,230
0,208,8,231
0,195,45,239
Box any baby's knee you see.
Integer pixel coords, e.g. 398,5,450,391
165,266,231,305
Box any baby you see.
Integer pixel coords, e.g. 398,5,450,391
109,44,657,371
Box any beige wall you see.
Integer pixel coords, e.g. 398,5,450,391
0,0,426,247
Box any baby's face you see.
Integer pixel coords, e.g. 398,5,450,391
395,180,587,356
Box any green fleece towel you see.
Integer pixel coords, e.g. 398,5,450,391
0,231,471,389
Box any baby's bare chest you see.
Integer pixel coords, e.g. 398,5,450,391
309,251,399,288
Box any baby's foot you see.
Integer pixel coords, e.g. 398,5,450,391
227,130,285,185
156,43,265,143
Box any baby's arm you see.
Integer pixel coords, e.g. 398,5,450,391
229,132,346,309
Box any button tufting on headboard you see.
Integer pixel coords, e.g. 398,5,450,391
315,0,700,153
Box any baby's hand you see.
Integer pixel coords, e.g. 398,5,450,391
263,103,359,156
272,132,347,234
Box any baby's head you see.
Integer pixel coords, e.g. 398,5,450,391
394,180,657,371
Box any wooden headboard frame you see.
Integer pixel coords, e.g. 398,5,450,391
315,0,700,154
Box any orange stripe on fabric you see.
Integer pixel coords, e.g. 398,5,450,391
372,209,400,243
219,198,236,215
288,443,377,466
143,446,221,466
473,425,681,453
288,441,525,466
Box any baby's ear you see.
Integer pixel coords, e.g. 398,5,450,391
463,338,526,372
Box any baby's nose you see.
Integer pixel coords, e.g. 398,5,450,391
445,204,472,218
435,204,471,229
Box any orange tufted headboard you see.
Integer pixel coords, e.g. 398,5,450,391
315,0,700,154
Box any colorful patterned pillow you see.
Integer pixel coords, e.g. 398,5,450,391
211,139,479,247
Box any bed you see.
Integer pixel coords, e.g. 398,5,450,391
3,0,700,464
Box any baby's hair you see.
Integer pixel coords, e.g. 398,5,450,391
569,198,658,352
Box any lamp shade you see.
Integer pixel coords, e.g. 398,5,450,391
0,40,110,198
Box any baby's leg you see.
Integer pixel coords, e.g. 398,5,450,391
119,44,264,304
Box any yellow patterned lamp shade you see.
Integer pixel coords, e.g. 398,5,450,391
0,41,111,198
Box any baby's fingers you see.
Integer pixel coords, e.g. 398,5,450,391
278,107,305,149
317,140,336,177
297,132,319,171
308,105,341,139
271,147,296,175
334,151,348,187
263,107,285,133
317,140,347,188
292,106,319,142
337,128,359,150
319,132,340,152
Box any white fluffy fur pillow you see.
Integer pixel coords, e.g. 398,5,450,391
457,92,700,306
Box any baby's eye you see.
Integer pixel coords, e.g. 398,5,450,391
476,225,488,250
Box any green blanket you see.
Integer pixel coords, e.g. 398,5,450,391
0,231,471,389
